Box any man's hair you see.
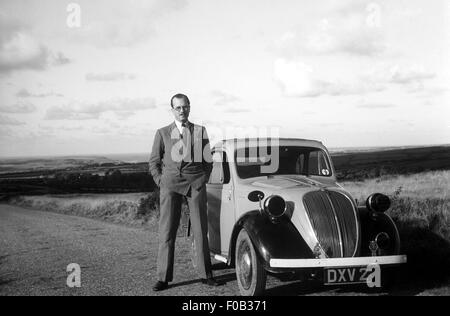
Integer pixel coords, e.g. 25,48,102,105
170,93,190,108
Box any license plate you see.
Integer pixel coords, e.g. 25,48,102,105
324,266,370,285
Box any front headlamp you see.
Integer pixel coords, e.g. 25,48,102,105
366,193,391,213
263,195,287,221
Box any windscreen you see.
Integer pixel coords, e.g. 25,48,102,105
235,146,332,179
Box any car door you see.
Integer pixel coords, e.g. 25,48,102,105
206,150,234,256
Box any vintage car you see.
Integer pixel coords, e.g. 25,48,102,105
204,138,407,296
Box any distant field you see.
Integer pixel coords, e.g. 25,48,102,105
0,145,449,198
332,145,450,181
0,156,123,174
1,145,448,176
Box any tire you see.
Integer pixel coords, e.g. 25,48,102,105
235,228,267,296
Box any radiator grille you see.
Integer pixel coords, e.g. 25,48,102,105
303,191,358,258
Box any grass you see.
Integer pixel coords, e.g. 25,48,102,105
9,193,157,227
9,191,190,234
341,170,450,241
341,170,449,201
342,170,450,290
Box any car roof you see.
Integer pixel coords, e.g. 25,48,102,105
212,138,327,151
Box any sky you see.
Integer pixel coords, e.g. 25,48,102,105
0,0,449,157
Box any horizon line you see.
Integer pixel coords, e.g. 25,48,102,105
0,143,449,160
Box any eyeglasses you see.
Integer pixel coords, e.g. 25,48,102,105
172,106,190,112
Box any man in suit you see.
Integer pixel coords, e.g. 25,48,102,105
149,93,219,291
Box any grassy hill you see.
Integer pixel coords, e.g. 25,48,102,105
331,145,450,181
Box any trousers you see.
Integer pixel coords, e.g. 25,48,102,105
156,185,212,282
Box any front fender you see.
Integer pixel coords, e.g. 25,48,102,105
358,207,401,256
230,211,314,270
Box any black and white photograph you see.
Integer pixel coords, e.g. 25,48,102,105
0,0,449,300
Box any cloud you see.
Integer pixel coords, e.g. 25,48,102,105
52,52,71,66
71,0,189,48
114,111,136,120
0,101,36,113
45,106,100,120
0,126,12,138
272,3,437,98
108,121,121,129
86,72,137,82
388,65,436,85
274,58,437,98
223,107,251,113
0,32,49,72
38,125,54,131
362,64,437,95
275,3,386,58
60,125,84,131
274,59,384,98
16,89,32,97
211,90,240,106
92,126,111,134
364,64,436,85
16,88,63,98
357,103,396,109
0,114,25,125
45,97,156,120
0,14,70,73
90,98,157,113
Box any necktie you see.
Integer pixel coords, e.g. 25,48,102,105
180,123,189,163
180,122,187,139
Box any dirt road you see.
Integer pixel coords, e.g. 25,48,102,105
0,204,237,296
0,204,447,296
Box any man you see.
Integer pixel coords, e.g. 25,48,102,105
149,93,219,291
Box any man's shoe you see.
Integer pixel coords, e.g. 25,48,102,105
201,277,222,286
152,281,168,292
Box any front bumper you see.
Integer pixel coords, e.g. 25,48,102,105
269,255,407,269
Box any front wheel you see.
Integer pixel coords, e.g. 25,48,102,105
235,228,267,296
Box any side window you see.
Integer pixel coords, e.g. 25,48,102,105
208,151,230,184
307,150,331,176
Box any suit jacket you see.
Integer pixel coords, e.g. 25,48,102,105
149,122,213,195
